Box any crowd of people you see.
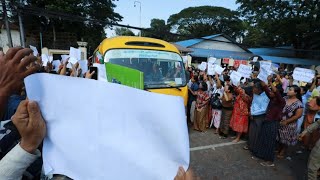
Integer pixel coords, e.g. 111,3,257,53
1,47,320,179
186,64,320,179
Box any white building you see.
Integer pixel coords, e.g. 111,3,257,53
0,22,21,51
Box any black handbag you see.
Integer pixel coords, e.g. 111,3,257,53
210,90,222,109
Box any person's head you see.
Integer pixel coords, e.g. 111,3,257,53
308,97,320,112
224,84,234,94
301,86,308,95
199,81,208,91
152,63,159,72
287,85,302,101
192,75,199,83
269,84,283,98
252,82,263,95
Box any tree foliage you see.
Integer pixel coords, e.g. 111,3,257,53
115,27,135,36
142,18,173,41
167,6,244,40
1,0,122,53
237,0,320,50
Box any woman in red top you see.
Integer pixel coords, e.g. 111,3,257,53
229,86,252,143
189,81,210,132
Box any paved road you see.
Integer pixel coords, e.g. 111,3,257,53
188,128,310,180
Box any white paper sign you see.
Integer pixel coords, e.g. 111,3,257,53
61,55,69,64
24,73,189,180
215,66,225,75
207,64,215,75
69,47,81,64
237,64,252,78
78,60,88,74
67,62,73,69
187,55,192,66
230,71,242,86
199,62,207,71
29,45,38,57
293,67,315,83
52,60,61,72
41,54,49,66
260,61,272,70
48,56,53,63
208,57,216,65
257,69,270,83
253,57,258,62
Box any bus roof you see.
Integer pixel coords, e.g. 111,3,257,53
96,36,180,55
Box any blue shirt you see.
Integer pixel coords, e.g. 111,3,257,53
250,92,270,116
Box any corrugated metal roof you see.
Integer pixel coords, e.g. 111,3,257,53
175,34,223,48
249,48,295,57
189,48,253,60
261,55,320,66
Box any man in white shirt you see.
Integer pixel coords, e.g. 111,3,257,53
0,100,46,180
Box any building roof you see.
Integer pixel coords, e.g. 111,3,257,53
172,43,193,53
189,48,253,60
261,55,320,66
175,34,223,48
249,47,296,58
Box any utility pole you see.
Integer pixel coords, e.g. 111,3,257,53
18,0,25,47
1,0,13,47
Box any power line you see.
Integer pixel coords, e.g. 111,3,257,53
15,5,320,53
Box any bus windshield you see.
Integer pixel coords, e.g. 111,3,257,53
104,49,187,89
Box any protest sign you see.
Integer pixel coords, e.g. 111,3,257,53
199,62,207,71
293,67,315,83
215,65,225,75
253,57,258,62
257,68,270,83
229,58,234,66
25,73,189,180
230,71,242,86
52,60,61,72
61,55,69,64
69,47,81,64
29,45,38,57
208,57,216,65
41,54,49,66
237,64,252,78
78,60,88,73
207,64,215,75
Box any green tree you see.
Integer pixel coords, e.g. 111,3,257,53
237,0,320,51
142,18,173,41
2,0,122,53
115,27,135,36
167,6,244,40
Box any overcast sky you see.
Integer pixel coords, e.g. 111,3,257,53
106,0,239,37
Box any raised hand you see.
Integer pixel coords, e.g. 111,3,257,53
0,47,38,96
11,100,46,154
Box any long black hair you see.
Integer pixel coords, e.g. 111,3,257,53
290,85,302,102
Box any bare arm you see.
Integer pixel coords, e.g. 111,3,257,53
282,108,303,125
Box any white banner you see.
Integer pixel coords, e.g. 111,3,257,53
237,64,252,78
293,67,315,83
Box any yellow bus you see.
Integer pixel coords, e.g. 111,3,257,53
93,36,188,106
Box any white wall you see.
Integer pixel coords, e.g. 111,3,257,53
190,36,246,52
0,30,21,49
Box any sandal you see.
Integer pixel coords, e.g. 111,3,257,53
243,146,249,150
260,162,275,167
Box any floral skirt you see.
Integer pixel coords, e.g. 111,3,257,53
230,114,249,133
194,106,209,132
278,121,298,146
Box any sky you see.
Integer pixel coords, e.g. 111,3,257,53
106,0,239,37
